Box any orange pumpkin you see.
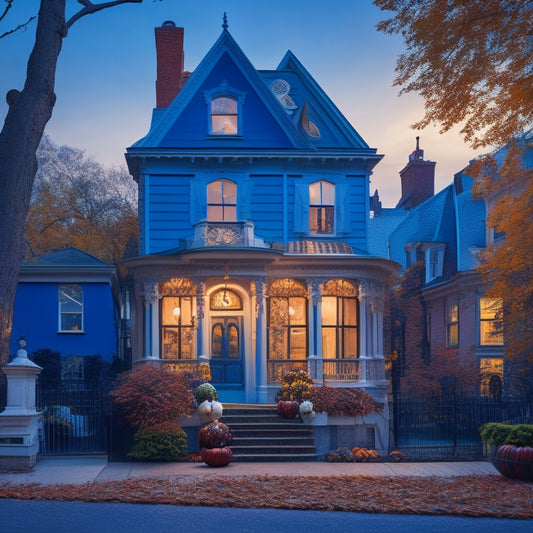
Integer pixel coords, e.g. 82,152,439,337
201,446,233,467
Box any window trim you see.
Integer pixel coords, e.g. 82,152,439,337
160,296,196,360
204,81,246,137
309,180,335,235
321,294,359,359
207,179,237,222
479,297,504,346
58,284,84,333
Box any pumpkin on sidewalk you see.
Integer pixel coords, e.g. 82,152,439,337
492,445,533,481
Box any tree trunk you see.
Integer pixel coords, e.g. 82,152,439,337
0,0,66,364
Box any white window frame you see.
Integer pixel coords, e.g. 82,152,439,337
58,284,84,333
204,81,246,137
309,180,335,235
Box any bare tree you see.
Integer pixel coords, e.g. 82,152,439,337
0,0,143,364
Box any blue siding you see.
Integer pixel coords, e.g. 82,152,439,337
161,53,294,149
250,175,284,240
10,283,117,359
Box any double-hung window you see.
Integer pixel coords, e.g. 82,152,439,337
480,298,503,345
210,97,238,135
207,179,237,221
309,180,334,234
446,300,458,347
59,284,83,332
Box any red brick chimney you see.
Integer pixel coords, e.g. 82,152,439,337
155,21,184,108
396,137,436,209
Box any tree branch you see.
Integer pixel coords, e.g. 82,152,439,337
0,16,37,40
0,0,13,23
66,0,143,29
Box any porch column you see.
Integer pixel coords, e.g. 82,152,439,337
143,279,161,358
254,278,268,403
194,278,207,358
307,279,323,357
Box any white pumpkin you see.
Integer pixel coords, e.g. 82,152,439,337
197,400,223,422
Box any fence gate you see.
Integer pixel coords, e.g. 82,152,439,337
37,382,108,455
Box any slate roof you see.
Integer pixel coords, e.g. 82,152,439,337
21,248,111,267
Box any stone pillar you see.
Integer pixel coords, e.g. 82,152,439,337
254,278,268,403
0,339,42,468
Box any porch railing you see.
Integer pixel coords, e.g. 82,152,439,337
267,357,386,383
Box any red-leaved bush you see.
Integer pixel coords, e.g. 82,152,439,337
310,386,381,417
110,363,195,430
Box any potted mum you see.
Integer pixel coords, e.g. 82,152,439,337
299,401,315,424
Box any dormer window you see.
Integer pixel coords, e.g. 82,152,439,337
205,82,246,137
424,244,446,282
309,181,334,235
211,97,238,135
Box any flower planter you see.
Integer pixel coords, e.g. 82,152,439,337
492,445,533,481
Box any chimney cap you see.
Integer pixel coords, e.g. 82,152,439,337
162,20,176,27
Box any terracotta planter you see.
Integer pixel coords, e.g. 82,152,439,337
492,445,533,481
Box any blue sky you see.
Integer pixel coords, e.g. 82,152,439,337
1,0,482,206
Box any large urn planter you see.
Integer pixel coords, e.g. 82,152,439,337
492,445,533,481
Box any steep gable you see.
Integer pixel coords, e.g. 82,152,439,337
133,29,313,152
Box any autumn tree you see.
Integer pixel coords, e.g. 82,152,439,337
471,136,533,400
0,0,146,365
25,135,138,263
376,1,533,398
373,0,533,149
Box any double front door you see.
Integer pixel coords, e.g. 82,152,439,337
210,317,243,386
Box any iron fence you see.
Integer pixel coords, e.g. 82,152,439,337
36,381,109,455
390,394,529,458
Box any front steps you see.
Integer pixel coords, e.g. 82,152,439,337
221,404,317,462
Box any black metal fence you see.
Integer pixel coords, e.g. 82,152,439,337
36,381,109,455
390,394,529,458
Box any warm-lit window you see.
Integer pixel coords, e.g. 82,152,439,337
211,96,238,135
59,284,83,332
309,181,334,234
480,298,504,345
480,358,503,398
207,179,237,221
160,296,195,359
322,295,358,358
446,301,458,347
267,296,307,360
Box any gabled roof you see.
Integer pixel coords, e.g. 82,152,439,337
133,28,312,151
128,27,380,164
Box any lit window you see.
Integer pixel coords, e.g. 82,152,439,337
480,358,504,398
480,298,504,345
322,296,358,359
59,285,83,332
267,296,308,360
207,179,237,221
446,301,458,347
211,97,238,135
160,297,195,359
309,181,334,234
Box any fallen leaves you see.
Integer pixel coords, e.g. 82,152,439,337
0,474,532,518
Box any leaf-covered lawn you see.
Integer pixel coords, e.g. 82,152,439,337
1,475,532,518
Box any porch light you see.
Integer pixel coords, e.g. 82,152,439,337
172,306,181,318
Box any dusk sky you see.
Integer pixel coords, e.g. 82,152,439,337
1,0,484,206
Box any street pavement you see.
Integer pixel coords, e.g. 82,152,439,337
0,456,500,486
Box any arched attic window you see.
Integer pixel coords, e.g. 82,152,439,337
204,81,246,136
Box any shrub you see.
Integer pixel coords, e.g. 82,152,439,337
310,386,381,417
110,364,195,430
129,421,188,461
275,369,314,403
480,423,533,448
325,448,355,462
194,383,218,404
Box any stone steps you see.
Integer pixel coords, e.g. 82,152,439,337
220,404,317,462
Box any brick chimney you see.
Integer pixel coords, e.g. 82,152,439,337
155,21,184,108
396,137,436,209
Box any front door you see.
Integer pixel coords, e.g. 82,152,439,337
210,317,243,386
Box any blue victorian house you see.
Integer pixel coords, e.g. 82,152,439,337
122,18,399,420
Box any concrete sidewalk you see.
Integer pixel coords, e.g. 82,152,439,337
0,457,500,486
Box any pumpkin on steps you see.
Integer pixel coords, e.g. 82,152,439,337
201,446,233,467
277,400,299,419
